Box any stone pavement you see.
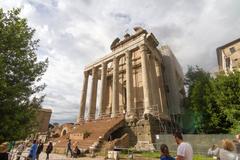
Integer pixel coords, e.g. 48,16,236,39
12,151,105,160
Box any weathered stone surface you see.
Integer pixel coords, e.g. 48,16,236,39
67,28,185,151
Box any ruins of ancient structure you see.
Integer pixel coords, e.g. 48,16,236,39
79,27,170,121
54,28,185,152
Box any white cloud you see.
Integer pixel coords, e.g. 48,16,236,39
1,0,239,123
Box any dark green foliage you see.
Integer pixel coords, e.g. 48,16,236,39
0,8,48,144
184,66,238,134
213,71,240,133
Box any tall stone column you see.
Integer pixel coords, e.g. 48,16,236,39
78,71,89,122
125,51,134,119
155,60,168,114
111,57,119,117
140,44,152,115
149,55,161,113
88,67,98,120
99,62,107,117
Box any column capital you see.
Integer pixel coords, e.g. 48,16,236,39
101,61,107,65
139,44,148,51
125,50,131,54
84,70,89,76
125,50,132,57
113,56,120,62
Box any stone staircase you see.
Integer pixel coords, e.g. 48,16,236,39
53,116,125,153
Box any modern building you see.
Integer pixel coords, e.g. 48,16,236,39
217,38,240,73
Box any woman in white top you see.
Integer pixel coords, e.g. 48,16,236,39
218,139,238,160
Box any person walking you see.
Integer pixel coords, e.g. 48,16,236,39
16,142,25,160
36,139,44,160
160,144,175,160
66,139,72,157
174,132,193,160
28,140,38,160
46,142,53,160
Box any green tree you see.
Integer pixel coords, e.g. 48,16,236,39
0,8,48,144
184,66,232,133
213,71,240,133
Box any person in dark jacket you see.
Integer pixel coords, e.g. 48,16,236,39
73,145,81,158
160,144,175,160
36,139,44,160
66,139,72,157
46,142,53,160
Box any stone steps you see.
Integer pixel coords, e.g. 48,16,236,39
54,116,125,152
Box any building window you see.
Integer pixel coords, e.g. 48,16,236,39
226,57,230,68
229,47,236,54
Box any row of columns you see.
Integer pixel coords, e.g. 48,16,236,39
78,44,165,122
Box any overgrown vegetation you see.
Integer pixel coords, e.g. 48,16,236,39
0,8,48,144
184,66,240,134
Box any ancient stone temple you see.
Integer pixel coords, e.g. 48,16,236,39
54,28,185,152
78,27,170,122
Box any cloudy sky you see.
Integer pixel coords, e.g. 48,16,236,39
1,0,240,123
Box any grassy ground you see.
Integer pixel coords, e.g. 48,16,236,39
119,151,213,160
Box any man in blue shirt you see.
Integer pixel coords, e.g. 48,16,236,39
28,140,38,160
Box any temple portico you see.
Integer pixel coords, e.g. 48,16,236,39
53,28,186,152
78,28,170,122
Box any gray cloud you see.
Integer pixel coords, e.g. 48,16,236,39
1,0,239,123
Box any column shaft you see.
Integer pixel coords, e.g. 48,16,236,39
99,62,107,117
140,44,152,115
149,55,161,113
155,60,168,114
88,67,98,120
126,51,134,118
111,58,119,117
78,71,89,122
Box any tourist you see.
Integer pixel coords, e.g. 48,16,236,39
72,145,81,158
217,139,238,160
174,132,193,160
66,139,72,157
28,140,38,160
46,142,53,160
233,134,240,154
160,144,175,160
7,141,15,152
0,143,9,160
36,139,44,160
16,142,25,160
